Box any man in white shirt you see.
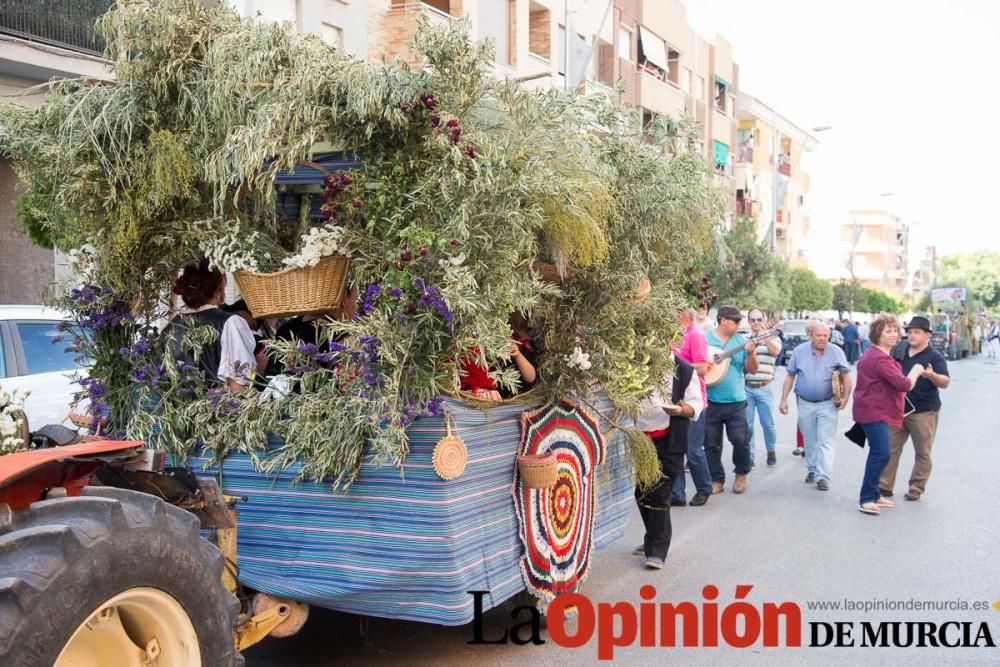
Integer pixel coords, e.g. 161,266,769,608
632,354,703,570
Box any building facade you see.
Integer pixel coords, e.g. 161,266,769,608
0,0,113,304
838,210,910,296
734,92,818,268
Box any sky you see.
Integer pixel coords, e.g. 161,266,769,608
682,0,1000,276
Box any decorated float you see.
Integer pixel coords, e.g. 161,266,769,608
0,0,721,629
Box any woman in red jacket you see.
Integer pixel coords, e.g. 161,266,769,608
853,314,925,515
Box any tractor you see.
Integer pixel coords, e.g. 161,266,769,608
0,439,305,666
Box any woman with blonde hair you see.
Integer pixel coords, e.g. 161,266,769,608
852,314,925,515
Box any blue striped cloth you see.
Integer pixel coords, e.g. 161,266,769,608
186,395,633,625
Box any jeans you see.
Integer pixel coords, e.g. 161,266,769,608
635,434,684,560
860,422,891,504
705,401,751,483
797,398,839,482
671,410,712,500
745,384,777,462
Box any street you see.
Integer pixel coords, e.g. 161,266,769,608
245,355,1000,666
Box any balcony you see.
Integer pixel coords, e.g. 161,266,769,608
736,199,753,217
736,143,753,164
635,68,688,117
777,153,791,176
0,0,113,55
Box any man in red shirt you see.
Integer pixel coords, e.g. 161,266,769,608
670,308,713,507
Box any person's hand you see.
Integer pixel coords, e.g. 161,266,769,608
779,400,789,415
663,403,686,417
509,341,521,358
920,366,935,378
255,348,269,374
745,341,756,354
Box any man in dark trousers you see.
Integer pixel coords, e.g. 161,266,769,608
881,315,950,501
632,354,704,570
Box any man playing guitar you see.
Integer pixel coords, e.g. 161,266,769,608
704,306,758,495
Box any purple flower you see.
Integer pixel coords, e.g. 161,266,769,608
389,287,402,299
360,284,381,316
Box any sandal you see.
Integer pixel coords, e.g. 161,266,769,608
858,502,881,515
875,497,895,508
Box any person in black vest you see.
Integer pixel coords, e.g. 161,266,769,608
168,259,259,393
632,354,704,570
880,315,950,501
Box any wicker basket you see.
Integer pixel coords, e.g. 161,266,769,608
518,452,559,489
235,255,350,319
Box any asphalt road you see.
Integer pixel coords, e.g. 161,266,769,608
245,355,1000,666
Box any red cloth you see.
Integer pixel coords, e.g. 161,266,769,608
644,428,670,439
852,347,911,428
459,348,496,391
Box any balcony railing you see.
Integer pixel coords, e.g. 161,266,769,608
0,0,113,55
736,199,753,217
777,154,791,176
737,143,753,163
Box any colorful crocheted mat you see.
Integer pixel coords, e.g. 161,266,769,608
513,398,606,604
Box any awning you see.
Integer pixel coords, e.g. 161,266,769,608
638,26,668,71
713,140,729,167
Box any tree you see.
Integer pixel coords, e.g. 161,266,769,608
832,280,865,317
938,251,1000,307
864,288,903,314
788,267,833,314
704,216,780,307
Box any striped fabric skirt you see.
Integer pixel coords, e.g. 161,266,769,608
187,395,633,625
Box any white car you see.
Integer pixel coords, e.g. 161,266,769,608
0,305,86,432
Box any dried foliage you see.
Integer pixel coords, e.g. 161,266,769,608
0,0,721,486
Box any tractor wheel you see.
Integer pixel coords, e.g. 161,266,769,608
0,487,243,667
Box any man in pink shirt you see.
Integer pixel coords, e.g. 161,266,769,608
670,308,712,506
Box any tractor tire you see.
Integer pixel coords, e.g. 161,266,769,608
0,486,243,667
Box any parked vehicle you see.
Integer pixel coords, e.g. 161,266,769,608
779,319,811,364
0,305,85,431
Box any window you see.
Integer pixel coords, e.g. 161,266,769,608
714,79,728,113
528,3,551,59
618,27,632,61
695,75,705,99
713,140,729,171
320,22,343,49
16,322,80,375
680,67,691,94
666,46,681,86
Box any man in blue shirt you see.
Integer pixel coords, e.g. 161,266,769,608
779,323,852,490
842,320,860,364
704,305,758,494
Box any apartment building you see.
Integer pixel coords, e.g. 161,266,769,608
233,0,370,60
909,244,938,299
734,92,818,268
0,0,112,304
838,210,910,296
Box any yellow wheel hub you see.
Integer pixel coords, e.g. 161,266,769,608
55,587,200,667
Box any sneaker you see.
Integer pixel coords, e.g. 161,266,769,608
733,474,747,494
904,491,921,501
858,502,881,515
816,479,830,491
670,498,687,507
711,481,725,495
875,496,895,508
805,472,816,484
644,557,664,570
689,492,710,507
792,448,804,457
766,451,777,466
632,545,646,556
879,488,893,498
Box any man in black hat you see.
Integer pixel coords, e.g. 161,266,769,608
880,315,950,501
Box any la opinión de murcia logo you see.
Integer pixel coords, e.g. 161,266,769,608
468,587,998,660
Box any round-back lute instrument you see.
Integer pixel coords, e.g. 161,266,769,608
704,317,780,387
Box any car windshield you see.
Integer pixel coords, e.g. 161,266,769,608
782,321,808,336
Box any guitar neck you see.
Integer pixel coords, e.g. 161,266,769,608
715,330,777,362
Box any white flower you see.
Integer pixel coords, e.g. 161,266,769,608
283,224,349,268
564,346,592,371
